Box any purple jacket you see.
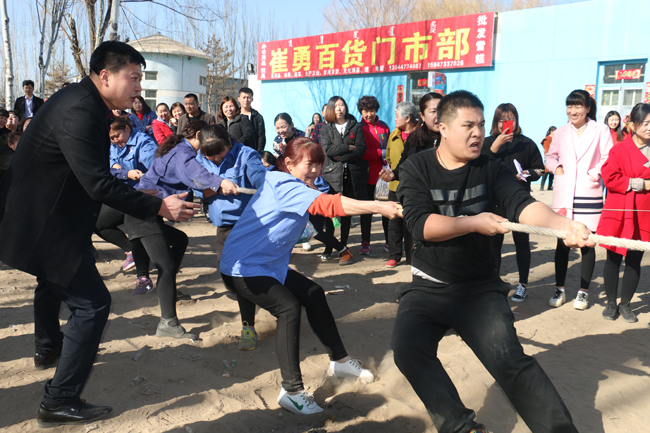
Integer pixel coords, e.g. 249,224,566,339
136,139,224,199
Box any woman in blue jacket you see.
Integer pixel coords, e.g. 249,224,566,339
94,117,158,292
128,96,157,137
195,125,267,350
124,121,232,340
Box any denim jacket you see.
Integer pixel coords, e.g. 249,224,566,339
195,141,267,226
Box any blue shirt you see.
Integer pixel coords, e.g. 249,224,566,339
110,129,158,186
136,140,224,199
195,141,267,226
220,171,322,284
128,111,157,137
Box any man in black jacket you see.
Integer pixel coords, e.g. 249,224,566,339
177,93,216,134
0,41,198,428
238,87,266,153
13,79,45,121
392,91,591,433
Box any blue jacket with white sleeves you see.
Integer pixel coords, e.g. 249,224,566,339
109,129,158,186
195,140,267,227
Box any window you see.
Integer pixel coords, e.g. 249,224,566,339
603,62,645,84
144,71,158,81
597,59,648,123
623,89,642,106
144,90,157,109
601,89,619,106
199,76,207,86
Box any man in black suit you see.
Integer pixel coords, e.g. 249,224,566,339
0,41,199,428
13,79,45,121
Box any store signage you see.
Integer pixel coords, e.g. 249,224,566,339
614,69,642,80
428,72,446,93
258,12,495,81
396,85,405,104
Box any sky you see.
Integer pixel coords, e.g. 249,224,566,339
2,0,589,95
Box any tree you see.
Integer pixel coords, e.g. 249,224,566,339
60,0,113,78
37,0,69,98
324,0,555,32
202,35,237,114
1,0,15,109
44,58,72,97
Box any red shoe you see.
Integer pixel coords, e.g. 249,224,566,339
386,259,398,268
339,249,354,266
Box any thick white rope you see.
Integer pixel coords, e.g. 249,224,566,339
500,221,650,252
236,187,257,195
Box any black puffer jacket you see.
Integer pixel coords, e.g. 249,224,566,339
217,114,255,150
481,133,544,192
320,115,368,199
249,109,266,153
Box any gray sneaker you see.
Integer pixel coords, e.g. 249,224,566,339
156,317,197,340
549,288,566,308
618,302,638,323
573,292,589,310
511,283,527,302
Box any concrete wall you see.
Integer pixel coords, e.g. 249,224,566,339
259,0,649,152
140,53,208,110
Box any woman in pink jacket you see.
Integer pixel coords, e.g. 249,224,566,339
545,90,613,310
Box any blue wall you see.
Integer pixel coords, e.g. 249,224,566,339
260,0,649,151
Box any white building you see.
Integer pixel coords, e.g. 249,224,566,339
128,34,210,110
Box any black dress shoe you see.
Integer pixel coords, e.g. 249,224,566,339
36,401,112,428
34,350,62,370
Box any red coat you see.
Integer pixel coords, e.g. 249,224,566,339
596,135,650,255
360,117,390,185
152,119,173,146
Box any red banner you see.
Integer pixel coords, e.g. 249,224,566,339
615,69,642,80
258,12,494,81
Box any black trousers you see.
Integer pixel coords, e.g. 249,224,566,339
94,205,131,251
222,270,348,392
360,184,388,243
387,190,413,263
125,216,188,319
603,249,644,304
489,231,531,285
554,239,595,289
310,214,345,254
94,204,150,278
540,172,554,190
392,283,577,433
35,249,112,406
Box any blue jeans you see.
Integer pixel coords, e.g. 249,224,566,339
392,280,577,433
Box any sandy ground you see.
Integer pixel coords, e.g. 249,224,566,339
1,186,650,433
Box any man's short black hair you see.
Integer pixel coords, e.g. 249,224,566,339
0,108,8,117
22,80,35,88
184,93,199,103
437,90,484,126
238,87,253,97
89,41,146,75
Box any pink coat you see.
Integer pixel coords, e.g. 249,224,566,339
545,119,613,231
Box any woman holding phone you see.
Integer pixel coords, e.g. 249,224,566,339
481,103,544,302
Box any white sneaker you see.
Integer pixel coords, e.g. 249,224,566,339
327,359,375,382
302,242,313,251
574,291,589,310
511,283,527,302
549,288,566,308
277,388,323,415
